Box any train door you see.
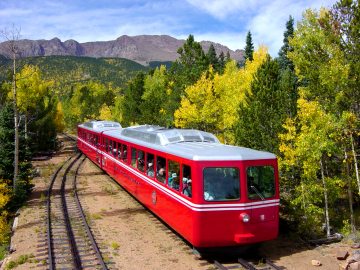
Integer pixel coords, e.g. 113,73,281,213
246,165,276,224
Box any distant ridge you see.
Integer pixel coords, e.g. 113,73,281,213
0,35,245,66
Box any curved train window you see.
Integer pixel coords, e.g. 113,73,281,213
138,150,145,172
146,153,155,178
131,148,137,168
122,145,128,162
203,167,240,201
247,166,275,200
182,165,192,198
168,160,180,191
156,156,166,184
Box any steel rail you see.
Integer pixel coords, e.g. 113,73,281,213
47,153,77,270
60,153,83,269
73,156,108,270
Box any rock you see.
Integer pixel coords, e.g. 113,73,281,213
350,262,360,270
339,262,349,270
352,244,360,249
353,250,360,255
338,250,349,260
311,260,321,266
347,254,360,263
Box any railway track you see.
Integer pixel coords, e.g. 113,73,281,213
37,134,111,269
214,257,284,270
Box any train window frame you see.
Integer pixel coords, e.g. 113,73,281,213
203,167,240,202
246,165,276,200
105,138,108,153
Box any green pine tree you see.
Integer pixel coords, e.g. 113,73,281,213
234,55,293,155
244,31,254,61
206,44,219,70
277,15,295,72
0,104,33,206
120,72,145,127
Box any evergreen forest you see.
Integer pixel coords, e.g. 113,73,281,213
0,0,360,251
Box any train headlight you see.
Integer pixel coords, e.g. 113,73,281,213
240,213,250,223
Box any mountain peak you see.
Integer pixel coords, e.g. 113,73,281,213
0,35,244,66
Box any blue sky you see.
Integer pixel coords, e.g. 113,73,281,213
1,0,337,57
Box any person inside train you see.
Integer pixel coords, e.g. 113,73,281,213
214,181,226,200
204,180,215,201
183,179,192,198
157,168,166,183
147,163,154,178
168,173,179,190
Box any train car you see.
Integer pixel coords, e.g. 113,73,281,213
78,122,279,250
77,120,122,166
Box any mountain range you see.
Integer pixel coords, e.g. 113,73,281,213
0,35,245,66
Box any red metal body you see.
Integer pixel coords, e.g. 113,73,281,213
77,125,279,248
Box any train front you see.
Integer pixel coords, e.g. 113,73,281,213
191,146,279,249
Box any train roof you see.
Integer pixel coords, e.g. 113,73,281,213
79,120,122,132
102,125,276,161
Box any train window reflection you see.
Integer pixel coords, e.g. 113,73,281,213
203,167,240,201
247,166,275,200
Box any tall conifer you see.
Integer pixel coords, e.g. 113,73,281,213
234,55,289,155
244,31,254,61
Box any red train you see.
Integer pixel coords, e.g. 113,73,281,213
77,120,279,250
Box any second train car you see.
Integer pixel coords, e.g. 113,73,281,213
77,120,279,249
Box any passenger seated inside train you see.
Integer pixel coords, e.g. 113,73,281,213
204,180,215,201
157,168,166,184
147,163,154,178
168,173,179,191
183,179,192,198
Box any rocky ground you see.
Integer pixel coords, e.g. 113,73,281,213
1,135,359,269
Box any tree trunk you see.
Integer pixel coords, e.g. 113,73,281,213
13,55,19,192
351,133,360,200
344,143,355,232
320,159,330,237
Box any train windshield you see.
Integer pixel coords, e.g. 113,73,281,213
247,166,276,200
203,167,240,201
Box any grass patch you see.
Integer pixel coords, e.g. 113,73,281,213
111,242,119,249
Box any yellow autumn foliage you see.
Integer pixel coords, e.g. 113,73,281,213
0,182,12,244
174,44,268,144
